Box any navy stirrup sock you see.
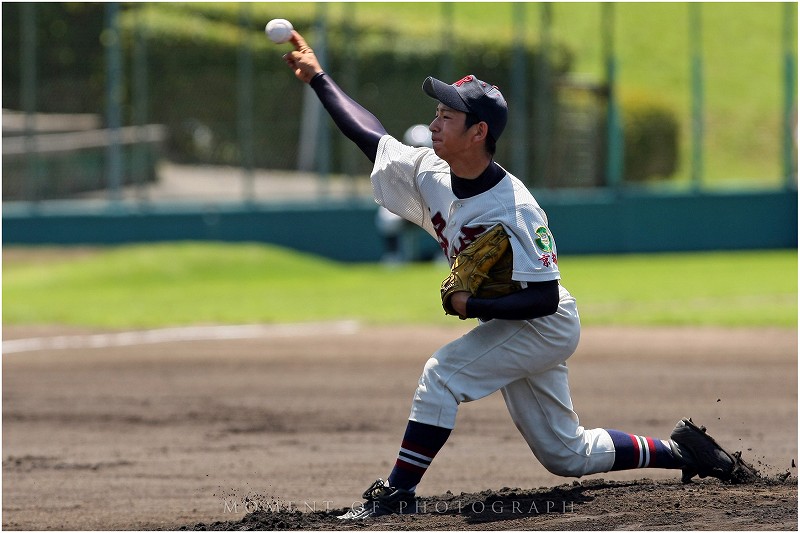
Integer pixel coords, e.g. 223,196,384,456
388,420,452,492
606,429,682,470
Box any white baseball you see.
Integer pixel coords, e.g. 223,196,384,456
265,19,293,44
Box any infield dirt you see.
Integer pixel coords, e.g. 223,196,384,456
2,323,797,530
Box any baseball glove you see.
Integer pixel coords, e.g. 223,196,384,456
440,224,521,318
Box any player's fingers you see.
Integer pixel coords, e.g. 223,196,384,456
282,53,311,82
283,49,306,65
289,30,312,53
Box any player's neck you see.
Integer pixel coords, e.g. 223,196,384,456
447,153,493,180
451,160,504,199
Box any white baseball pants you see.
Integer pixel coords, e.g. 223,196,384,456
409,284,616,477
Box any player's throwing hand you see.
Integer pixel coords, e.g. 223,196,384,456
282,31,323,83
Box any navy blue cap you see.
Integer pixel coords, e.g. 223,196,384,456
422,74,508,141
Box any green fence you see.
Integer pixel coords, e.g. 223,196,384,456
4,190,796,261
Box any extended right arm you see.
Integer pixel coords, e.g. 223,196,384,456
283,31,387,162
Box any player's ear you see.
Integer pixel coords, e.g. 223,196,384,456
471,121,489,144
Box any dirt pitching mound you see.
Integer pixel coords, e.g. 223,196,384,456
184,476,798,531
4,324,796,530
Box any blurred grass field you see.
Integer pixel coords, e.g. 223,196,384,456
2,244,796,329
212,1,795,187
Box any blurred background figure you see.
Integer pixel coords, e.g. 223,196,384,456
402,123,434,148
375,124,433,265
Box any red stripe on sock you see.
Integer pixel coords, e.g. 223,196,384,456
628,434,641,468
394,458,426,475
400,439,436,460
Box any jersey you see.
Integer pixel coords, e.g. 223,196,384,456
370,134,560,284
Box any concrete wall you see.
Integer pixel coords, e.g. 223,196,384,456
3,190,796,261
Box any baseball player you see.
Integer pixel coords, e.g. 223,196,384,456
281,30,753,519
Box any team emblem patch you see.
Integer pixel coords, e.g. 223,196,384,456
534,226,553,253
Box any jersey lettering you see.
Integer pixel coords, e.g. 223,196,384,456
431,212,449,256
452,225,487,256
430,210,491,258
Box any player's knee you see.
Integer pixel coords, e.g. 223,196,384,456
547,462,586,478
537,447,591,478
418,356,441,387
539,456,587,478
416,356,452,401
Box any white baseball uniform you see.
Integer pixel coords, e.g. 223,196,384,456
370,134,616,477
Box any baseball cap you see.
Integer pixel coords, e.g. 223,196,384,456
422,74,508,141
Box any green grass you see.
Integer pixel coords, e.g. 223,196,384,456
3,244,796,329
559,251,798,327
220,1,796,188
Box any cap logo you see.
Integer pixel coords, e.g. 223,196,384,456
453,75,474,87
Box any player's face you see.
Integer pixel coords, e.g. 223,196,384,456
429,104,476,163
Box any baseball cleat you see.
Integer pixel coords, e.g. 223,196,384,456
337,479,417,520
669,418,758,484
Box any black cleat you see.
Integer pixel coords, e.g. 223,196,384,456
337,479,417,520
670,418,758,484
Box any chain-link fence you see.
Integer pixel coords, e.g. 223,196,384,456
2,2,797,207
